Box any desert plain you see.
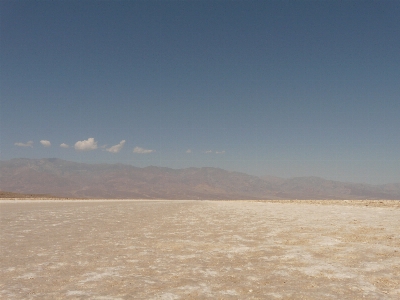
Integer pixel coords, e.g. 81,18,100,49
1,199,399,299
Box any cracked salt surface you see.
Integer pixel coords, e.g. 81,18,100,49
1,199,399,299
66,290,88,296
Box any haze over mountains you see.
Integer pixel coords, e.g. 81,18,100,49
1,158,399,200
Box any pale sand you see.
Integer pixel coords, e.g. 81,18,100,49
1,200,399,299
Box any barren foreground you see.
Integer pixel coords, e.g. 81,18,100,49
1,200,399,299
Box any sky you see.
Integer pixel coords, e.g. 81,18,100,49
1,0,399,184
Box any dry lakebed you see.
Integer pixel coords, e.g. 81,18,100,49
1,199,399,299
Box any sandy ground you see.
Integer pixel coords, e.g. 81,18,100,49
1,200,399,299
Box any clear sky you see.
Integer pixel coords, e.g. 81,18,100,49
1,0,399,184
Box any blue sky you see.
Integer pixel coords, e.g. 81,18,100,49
1,0,399,184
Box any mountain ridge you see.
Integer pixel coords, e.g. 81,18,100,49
1,158,399,200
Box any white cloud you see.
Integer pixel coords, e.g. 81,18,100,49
15,141,33,148
216,150,225,154
205,150,213,153
106,140,126,153
40,140,51,147
133,146,155,154
60,143,69,148
74,138,98,151
186,149,192,153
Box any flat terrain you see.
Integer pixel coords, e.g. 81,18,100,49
0,191,62,199
1,200,399,299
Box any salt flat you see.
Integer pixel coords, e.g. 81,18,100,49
1,200,399,299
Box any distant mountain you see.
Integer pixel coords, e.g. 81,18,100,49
1,158,399,200
269,176,400,200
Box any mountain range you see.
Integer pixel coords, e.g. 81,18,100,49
1,158,399,200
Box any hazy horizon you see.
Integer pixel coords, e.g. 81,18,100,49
2,157,400,186
1,1,399,185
